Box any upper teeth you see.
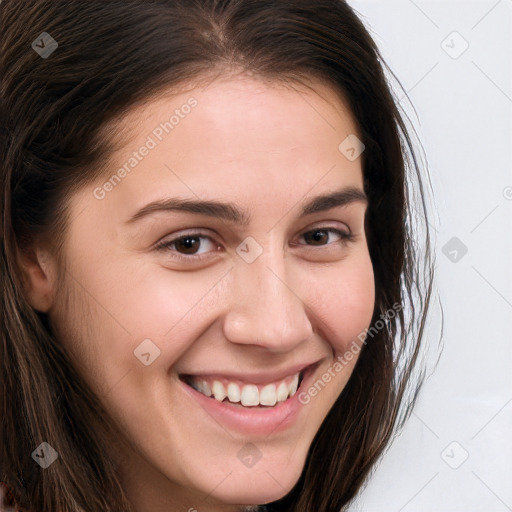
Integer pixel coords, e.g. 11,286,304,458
189,373,301,407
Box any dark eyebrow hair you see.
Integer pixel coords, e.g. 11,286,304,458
125,186,368,226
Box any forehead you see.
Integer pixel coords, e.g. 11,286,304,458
110,72,360,159
79,74,365,226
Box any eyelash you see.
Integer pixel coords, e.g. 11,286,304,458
154,227,355,263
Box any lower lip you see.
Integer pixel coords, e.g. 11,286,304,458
179,364,318,437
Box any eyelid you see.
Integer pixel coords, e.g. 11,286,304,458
153,223,355,263
153,229,220,259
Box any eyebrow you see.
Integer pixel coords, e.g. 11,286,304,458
125,186,368,226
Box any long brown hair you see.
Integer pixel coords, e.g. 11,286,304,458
0,1,437,510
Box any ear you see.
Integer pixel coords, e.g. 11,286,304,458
17,246,58,313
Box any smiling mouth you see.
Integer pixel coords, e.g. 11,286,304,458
179,371,305,408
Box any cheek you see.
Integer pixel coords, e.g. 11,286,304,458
118,267,230,338
51,262,231,392
306,254,375,355
53,241,374,390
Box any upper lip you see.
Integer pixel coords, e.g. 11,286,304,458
179,360,320,385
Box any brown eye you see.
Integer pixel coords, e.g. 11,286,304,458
154,231,220,262
304,229,329,246
174,235,201,254
300,228,353,247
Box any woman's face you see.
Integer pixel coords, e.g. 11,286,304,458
42,75,375,511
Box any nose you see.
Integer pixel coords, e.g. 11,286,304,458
223,243,313,352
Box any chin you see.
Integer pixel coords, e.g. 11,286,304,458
206,465,302,507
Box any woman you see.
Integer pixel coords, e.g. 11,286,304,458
0,0,436,511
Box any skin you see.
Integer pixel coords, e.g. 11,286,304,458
22,73,375,512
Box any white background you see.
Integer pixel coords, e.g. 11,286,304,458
345,1,512,511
